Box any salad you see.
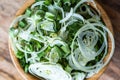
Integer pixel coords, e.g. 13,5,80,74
9,0,115,80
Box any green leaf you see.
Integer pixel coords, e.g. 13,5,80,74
61,45,70,57
10,27,15,31
44,0,52,5
38,52,45,59
16,51,24,59
36,10,45,18
19,57,26,68
65,65,72,73
24,64,29,73
63,0,70,3
42,5,48,12
18,20,27,28
45,12,55,21
70,0,76,4
57,14,62,21
25,8,32,17
36,42,42,49
45,46,52,54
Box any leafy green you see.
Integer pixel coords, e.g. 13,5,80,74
61,45,70,57
18,20,27,28
25,8,32,17
45,12,55,21
24,64,29,73
16,51,24,59
65,65,72,73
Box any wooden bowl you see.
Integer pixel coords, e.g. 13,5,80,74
9,0,113,80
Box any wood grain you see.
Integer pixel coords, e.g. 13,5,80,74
0,0,120,80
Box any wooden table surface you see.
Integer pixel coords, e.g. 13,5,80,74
0,0,120,80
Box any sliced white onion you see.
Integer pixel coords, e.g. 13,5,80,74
68,22,115,76
60,8,73,23
31,1,45,9
29,63,72,80
72,13,84,21
74,0,93,12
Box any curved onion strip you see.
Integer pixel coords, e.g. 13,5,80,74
9,15,27,53
59,19,78,38
72,13,84,21
31,1,45,9
74,24,107,59
74,0,93,12
53,4,65,18
60,8,73,23
10,15,27,28
69,22,115,74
